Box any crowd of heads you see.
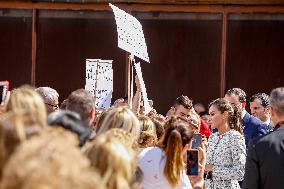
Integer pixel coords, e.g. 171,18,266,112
0,83,284,189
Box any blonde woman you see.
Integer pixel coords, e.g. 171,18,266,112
6,85,47,127
96,107,140,139
138,115,157,148
83,134,136,189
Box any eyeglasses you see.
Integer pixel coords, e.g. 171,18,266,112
45,103,59,109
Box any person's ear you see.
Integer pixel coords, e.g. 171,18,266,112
223,111,229,119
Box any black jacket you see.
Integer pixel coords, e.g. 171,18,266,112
243,124,284,189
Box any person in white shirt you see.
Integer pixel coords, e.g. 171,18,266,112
139,117,206,189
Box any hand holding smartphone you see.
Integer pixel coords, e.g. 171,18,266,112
186,149,199,176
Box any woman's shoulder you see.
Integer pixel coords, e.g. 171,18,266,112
139,147,163,159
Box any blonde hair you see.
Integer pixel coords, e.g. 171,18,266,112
6,85,47,127
0,130,103,189
96,107,140,139
83,134,136,189
138,115,157,148
95,108,112,132
0,112,43,178
104,128,138,151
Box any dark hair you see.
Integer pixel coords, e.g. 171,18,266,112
60,99,68,110
226,88,246,103
47,110,91,147
209,98,242,134
66,89,95,122
250,93,270,108
270,87,284,116
174,95,193,110
161,117,193,187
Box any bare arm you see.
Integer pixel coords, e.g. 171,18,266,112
132,75,142,113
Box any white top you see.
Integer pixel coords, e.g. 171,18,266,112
139,147,192,189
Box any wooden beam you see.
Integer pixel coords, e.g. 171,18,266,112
13,0,284,5
31,8,37,86
1,2,284,13
220,12,227,98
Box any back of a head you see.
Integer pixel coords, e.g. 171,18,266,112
104,128,138,151
0,132,104,189
83,134,135,189
0,112,43,179
138,115,157,148
174,95,193,109
47,110,91,147
226,88,247,103
6,85,47,127
151,117,165,142
270,87,284,116
66,89,95,123
96,107,140,140
162,117,193,187
35,87,59,105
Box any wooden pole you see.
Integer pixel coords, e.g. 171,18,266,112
126,53,131,105
31,8,37,86
220,12,227,97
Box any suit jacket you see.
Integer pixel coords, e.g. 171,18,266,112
243,125,284,189
243,111,268,146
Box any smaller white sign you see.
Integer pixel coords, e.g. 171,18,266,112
85,59,113,109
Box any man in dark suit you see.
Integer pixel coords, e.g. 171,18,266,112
224,88,268,146
243,87,284,189
249,93,274,132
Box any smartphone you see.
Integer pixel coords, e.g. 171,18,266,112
0,81,9,104
191,134,202,149
186,150,199,176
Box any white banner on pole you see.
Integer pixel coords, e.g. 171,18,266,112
134,62,151,114
109,3,150,63
85,59,113,109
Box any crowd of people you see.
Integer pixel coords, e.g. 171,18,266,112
0,82,283,189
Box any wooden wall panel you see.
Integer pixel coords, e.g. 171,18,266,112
36,12,126,103
140,17,222,114
226,15,284,105
0,11,32,89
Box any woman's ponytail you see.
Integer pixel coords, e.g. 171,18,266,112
164,130,183,187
